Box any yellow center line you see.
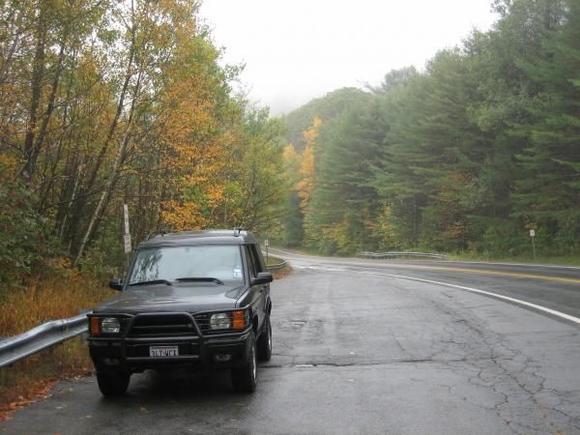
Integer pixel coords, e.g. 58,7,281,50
349,262,580,285
274,252,580,285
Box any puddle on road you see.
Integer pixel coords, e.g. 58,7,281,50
291,320,307,328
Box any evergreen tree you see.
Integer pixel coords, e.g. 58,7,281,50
515,0,580,253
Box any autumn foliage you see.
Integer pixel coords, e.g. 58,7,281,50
0,0,286,284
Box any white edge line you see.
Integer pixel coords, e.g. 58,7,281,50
378,272,580,325
304,264,580,326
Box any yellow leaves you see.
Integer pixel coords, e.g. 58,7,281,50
296,117,322,211
160,200,206,231
206,184,226,208
156,54,237,230
297,145,315,210
303,116,322,147
283,143,298,163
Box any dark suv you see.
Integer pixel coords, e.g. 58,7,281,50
87,229,273,395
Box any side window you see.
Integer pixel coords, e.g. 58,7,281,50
246,246,258,277
250,244,265,273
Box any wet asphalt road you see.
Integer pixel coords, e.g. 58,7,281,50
272,249,580,319
2,253,580,434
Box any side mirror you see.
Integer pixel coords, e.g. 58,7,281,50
251,271,273,286
109,278,123,291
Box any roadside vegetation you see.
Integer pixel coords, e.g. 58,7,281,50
0,0,287,320
280,0,580,262
0,0,287,412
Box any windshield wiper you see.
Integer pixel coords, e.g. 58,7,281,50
175,277,224,285
128,279,173,287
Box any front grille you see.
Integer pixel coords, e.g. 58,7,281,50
193,313,212,334
128,314,197,337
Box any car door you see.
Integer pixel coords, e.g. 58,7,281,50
252,244,270,314
245,244,266,331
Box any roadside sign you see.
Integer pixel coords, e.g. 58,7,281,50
529,229,537,259
123,204,131,253
123,204,130,235
123,234,132,254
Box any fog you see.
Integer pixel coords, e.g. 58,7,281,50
200,0,498,115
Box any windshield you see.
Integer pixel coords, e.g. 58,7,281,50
128,245,243,285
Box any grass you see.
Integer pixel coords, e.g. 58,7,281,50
0,260,114,336
0,260,114,421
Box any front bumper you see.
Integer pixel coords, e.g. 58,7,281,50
88,328,253,372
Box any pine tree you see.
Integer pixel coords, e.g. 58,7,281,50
514,0,580,253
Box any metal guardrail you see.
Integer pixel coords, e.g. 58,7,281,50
263,251,288,271
0,313,88,368
359,251,449,260
267,260,288,271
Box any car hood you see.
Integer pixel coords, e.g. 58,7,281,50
93,283,245,314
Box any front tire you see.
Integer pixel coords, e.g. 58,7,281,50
257,315,272,362
96,370,130,397
231,332,257,393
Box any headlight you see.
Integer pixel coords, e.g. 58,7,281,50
101,317,121,334
210,313,231,330
208,311,247,331
89,317,121,335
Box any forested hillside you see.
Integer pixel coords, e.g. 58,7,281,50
282,0,580,258
0,0,286,288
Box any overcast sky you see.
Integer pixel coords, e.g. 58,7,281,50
199,0,498,116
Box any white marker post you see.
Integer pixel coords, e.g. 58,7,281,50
265,238,269,265
123,204,132,254
529,229,536,260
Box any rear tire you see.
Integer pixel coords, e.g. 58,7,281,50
257,315,272,362
231,332,257,393
96,370,130,397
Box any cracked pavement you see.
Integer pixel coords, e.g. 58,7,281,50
2,256,580,434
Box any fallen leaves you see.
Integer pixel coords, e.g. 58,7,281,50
0,340,93,422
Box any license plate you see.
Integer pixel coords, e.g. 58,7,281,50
149,346,179,357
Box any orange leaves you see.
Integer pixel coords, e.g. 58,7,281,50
297,146,315,209
206,184,226,208
296,117,322,211
155,39,237,230
160,200,206,231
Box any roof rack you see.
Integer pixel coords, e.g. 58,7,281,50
147,230,167,240
233,227,243,237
